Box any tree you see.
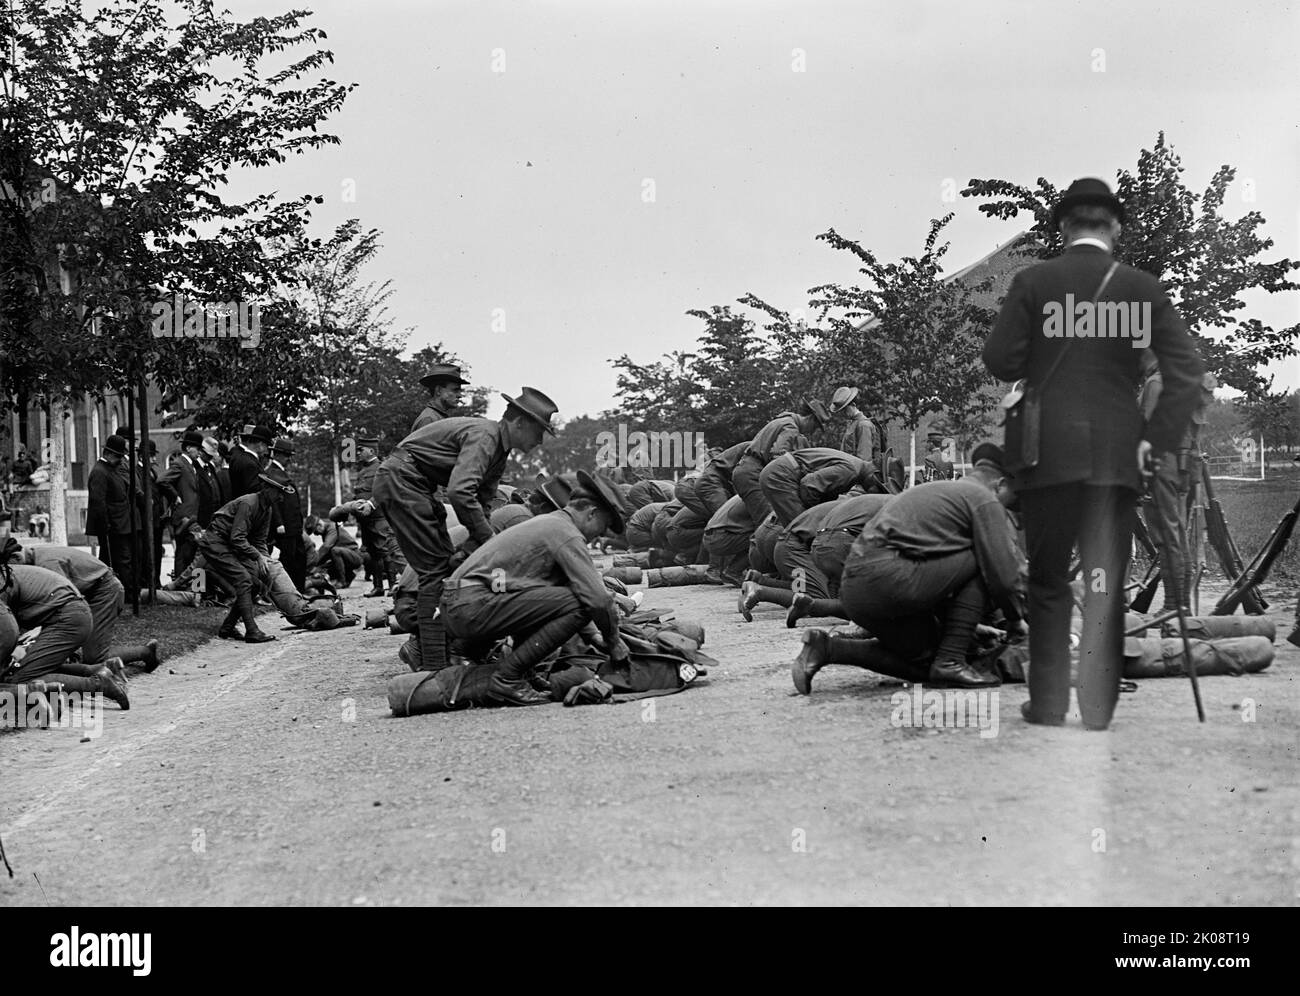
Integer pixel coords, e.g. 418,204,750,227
962,132,1300,403
806,214,998,471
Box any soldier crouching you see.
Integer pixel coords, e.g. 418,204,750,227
441,471,631,706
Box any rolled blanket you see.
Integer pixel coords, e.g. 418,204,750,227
1122,636,1274,678
1161,615,1276,642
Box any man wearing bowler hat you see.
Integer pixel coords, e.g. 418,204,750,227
265,437,307,590
228,423,273,498
442,470,630,706
87,434,135,587
983,177,1203,730
412,363,471,432
375,386,558,673
158,429,207,576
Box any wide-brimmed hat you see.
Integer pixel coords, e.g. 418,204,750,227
574,470,628,534
257,472,295,495
800,398,830,428
355,434,379,449
419,364,469,390
537,475,574,511
1052,177,1125,227
271,437,294,456
181,430,204,448
240,424,274,445
501,387,559,436
104,435,129,457
829,386,859,414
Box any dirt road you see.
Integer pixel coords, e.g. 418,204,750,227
3,568,1297,906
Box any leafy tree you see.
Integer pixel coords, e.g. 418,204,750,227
962,132,1300,402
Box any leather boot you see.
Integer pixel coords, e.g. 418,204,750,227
91,666,130,710
217,605,243,639
737,581,760,623
239,592,275,644
363,582,386,598
792,629,830,695
488,616,585,706
786,595,845,628
111,640,159,673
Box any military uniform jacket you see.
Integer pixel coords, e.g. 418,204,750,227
319,521,359,554
87,459,133,536
983,243,1203,492
411,401,452,433
206,493,274,560
840,415,879,465
226,444,265,498
703,494,753,534
0,564,83,629
390,416,510,546
351,457,381,502
782,448,870,502
27,545,115,593
746,413,805,464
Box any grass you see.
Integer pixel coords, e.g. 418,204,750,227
113,601,276,664
1206,467,1300,581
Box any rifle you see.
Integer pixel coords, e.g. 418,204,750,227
1128,511,1163,614
1213,491,1300,616
1200,463,1266,613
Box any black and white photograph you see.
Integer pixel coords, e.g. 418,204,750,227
1,0,1297,928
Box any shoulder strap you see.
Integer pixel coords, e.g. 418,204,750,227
1037,261,1120,391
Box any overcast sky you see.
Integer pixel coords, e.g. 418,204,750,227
224,0,1300,421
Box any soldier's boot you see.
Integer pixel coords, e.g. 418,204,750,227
110,640,159,673
488,616,585,707
47,668,131,710
755,584,795,611
786,594,846,628
363,581,386,598
239,592,275,644
791,629,831,695
217,605,243,639
737,581,761,623
415,607,449,672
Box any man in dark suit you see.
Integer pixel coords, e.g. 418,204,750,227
196,436,224,525
158,430,207,576
227,424,272,497
265,437,307,590
87,435,135,587
983,177,1203,730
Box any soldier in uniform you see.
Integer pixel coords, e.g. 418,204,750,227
411,363,470,432
87,435,134,587
265,437,307,590
830,387,881,468
158,430,206,577
441,471,630,706
346,435,406,597
731,401,829,525
758,447,877,526
374,387,557,672
921,431,955,483
700,494,755,585
198,473,298,643
227,424,272,497
0,559,131,709
694,441,749,516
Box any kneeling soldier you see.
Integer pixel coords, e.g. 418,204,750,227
758,447,877,527
441,471,630,706
199,473,296,643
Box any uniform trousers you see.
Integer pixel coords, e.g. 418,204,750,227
758,454,814,527
81,574,126,666
731,454,773,526
693,471,734,517
3,598,93,683
840,539,987,664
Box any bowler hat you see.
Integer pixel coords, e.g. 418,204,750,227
501,387,559,436
271,437,294,456
240,424,274,445
829,386,859,414
257,472,295,495
181,430,204,448
538,475,573,511
419,364,469,390
1052,177,1125,227
104,435,129,457
115,426,135,441
574,470,628,534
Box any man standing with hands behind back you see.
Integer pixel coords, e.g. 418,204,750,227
983,177,1203,731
